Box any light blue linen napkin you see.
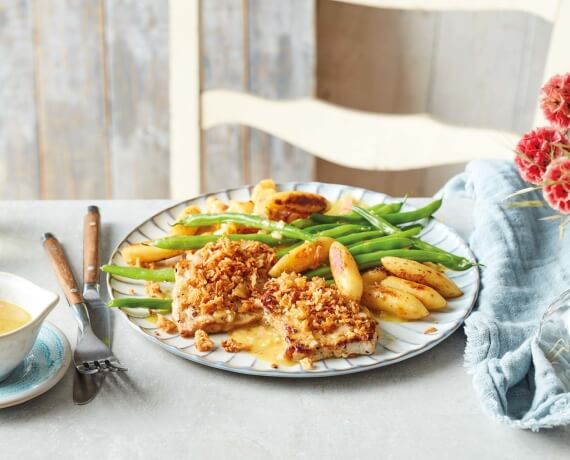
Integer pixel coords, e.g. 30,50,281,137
439,159,570,430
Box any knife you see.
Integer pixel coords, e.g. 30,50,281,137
73,205,111,405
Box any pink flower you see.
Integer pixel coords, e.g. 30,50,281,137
540,73,570,129
542,157,570,214
514,127,569,184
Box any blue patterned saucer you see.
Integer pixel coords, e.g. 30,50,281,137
0,322,71,409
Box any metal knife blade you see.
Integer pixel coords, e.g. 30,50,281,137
83,287,112,348
73,371,106,405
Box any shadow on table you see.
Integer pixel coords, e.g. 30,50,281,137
0,357,143,420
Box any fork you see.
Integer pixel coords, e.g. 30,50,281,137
42,232,127,375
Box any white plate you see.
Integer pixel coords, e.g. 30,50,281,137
0,322,71,409
107,182,479,378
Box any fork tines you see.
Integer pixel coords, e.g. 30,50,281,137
77,359,128,375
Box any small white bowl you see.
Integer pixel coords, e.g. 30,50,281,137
0,272,59,382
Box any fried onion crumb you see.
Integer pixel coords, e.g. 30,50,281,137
271,363,279,369
156,314,177,333
145,282,168,299
221,338,251,353
424,326,438,334
195,329,215,352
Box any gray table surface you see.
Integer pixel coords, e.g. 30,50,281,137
1,199,569,460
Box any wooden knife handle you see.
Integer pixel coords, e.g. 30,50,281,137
83,205,101,285
42,233,83,305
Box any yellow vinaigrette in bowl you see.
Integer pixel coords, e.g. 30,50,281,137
0,300,32,335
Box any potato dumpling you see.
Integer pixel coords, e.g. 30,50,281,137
329,241,363,301
361,285,429,320
252,179,277,203
171,205,201,236
206,196,229,214
361,268,389,288
228,200,254,214
380,276,447,311
381,256,463,299
269,237,334,277
264,191,328,223
121,244,182,266
252,179,277,216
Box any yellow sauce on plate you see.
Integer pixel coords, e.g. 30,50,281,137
0,300,32,334
372,311,404,323
230,324,294,367
146,314,158,324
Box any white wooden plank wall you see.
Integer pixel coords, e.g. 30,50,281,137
0,0,554,199
0,0,38,199
106,0,169,199
202,0,246,192
0,0,169,200
33,0,109,199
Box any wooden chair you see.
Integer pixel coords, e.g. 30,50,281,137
169,0,570,198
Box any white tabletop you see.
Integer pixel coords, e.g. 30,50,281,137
1,199,568,459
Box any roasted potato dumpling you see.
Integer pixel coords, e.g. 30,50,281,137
206,196,229,214
252,179,277,216
329,241,363,301
269,237,334,277
361,285,429,320
361,268,389,288
252,179,277,203
264,191,328,223
171,205,201,236
380,276,447,311
381,256,463,299
228,200,254,214
121,244,183,266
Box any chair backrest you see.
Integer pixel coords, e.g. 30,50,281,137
170,0,569,198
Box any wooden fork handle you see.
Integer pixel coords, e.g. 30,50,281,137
83,205,100,285
42,233,83,305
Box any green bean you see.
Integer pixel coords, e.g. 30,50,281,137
305,223,338,234
101,265,175,282
304,265,334,278
347,237,413,255
410,238,446,254
290,218,315,229
305,249,476,278
398,223,424,233
107,297,172,310
343,230,421,249
336,230,384,246
276,243,301,258
276,224,372,258
410,238,472,270
310,202,402,224
396,226,423,237
355,249,475,271
352,206,399,234
152,234,292,250
309,214,361,224
318,224,371,238
176,213,314,241
382,199,442,225
381,202,404,214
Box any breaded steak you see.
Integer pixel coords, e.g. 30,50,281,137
172,238,276,337
261,273,378,362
